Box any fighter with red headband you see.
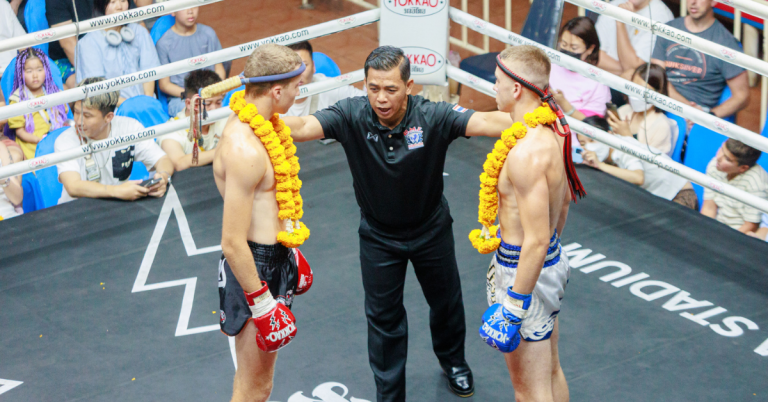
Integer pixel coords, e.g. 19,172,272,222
477,45,582,402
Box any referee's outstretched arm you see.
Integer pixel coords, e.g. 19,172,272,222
465,111,514,137
283,115,325,142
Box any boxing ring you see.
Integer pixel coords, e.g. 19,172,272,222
1,1,768,400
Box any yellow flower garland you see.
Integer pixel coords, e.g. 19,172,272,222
469,103,558,254
230,90,310,248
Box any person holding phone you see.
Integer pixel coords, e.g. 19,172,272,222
55,77,174,204
606,64,672,155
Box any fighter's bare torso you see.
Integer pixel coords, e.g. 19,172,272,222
213,113,283,245
497,125,570,244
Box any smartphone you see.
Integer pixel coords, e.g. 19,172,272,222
575,148,583,154
140,178,161,188
605,102,619,118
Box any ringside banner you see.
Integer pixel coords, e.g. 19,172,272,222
380,0,449,85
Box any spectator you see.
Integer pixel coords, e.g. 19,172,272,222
581,116,696,208
595,0,673,75
156,6,225,116
76,0,160,104
0,0,26,77
606,64,672,154
747,213,768,241
550,17,612,121
4,48,69,160
285,41,365,116
0,139,23,219
701,139,767,232
56,77,173,204
158,70,226,171
45,0,93,89
652,0,749,118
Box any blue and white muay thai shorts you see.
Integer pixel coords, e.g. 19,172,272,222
486,230,570,342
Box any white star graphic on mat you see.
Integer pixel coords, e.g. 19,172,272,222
0,379,23,396
131,185,221,337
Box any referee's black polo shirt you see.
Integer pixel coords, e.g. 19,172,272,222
313,95,475,230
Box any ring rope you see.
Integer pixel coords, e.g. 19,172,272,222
449,8,768,155
0,9,380,122
449,67,768,215
567,0,768,77
717,0,768,23
0,0,222,54
0,70,365,180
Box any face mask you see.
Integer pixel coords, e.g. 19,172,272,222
628,96,652,113
560,49,584,60
585,141,610,162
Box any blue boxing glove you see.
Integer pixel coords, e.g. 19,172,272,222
479,289,532,353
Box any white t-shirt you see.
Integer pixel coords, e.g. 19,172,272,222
55,116,167,204
611,136,687,200
158,109,228,154
0,1,26,74
595,0,674,62
283,74,366,117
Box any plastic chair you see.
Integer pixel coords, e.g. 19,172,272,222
21,172,45,213
34,126,69,208
150,15,176,44
222,85,245,107
23,0,49,55
115,96,168,180
156,83,171,117
459,52,499,84
758,153,768,172
1,55,65,101
684,127,728,204
313,52,341,78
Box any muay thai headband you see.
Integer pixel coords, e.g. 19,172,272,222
495,55,586,200
199,62,307,99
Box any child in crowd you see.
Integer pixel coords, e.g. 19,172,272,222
4,48,68,160
607,64,672,155
581,116,698,209
156,6,225,116
550,17,611,121
702,139,768,232
158,70,226,171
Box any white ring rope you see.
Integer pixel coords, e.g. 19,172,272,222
447,66,768,214
0,9,380,122
0,0,223,54
719,0,768,22
0,69,365,180
568,0,768,77
449,7,768,155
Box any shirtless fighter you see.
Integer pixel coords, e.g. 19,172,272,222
477,45,586,401
205,44,312,402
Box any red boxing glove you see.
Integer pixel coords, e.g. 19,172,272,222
244,282,297,352
294,248,313,295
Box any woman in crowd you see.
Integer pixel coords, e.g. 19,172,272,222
550,17,611,120
581,116,698,210
4,48,69,160
76,0,159,105
607,63,673,155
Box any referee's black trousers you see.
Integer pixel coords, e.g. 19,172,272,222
358,201,467,402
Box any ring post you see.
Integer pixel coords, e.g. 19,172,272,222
380,0,450,100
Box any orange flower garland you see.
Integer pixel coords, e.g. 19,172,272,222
469,103,558,254
230,90,310,248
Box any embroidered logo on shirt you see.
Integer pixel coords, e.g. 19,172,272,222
367,132,379,142
405,127,424,150
452,104,468,113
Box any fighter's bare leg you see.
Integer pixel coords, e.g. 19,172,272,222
550,318,569,402
504,337,554,402
231,322,279,402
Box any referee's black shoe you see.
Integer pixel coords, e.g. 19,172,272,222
441,361,474,397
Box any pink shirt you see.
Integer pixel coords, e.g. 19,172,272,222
549,64,611,117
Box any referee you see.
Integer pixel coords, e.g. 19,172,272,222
285,46,512,402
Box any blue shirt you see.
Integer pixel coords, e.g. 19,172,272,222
76,23,160,99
